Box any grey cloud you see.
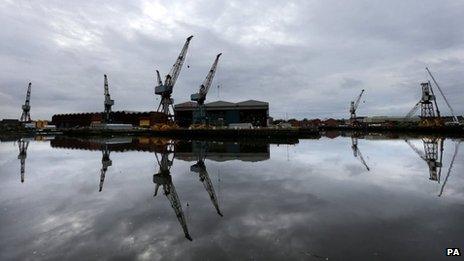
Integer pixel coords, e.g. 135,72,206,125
0,0,463,120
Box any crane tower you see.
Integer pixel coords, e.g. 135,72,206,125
350,89,365,125
191,53,222,125
405,81,442,126
155,36,193,119
103,75,114,124
20,82,32,122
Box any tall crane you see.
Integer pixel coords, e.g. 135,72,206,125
17,139,29,183
99,144,112,192
405,81,439,117
153,142,192,241
155,36,193,119
426,67,461,125
351,136,370,171
20,82,32,122
190,141,223,216
350,89,365,125
191,53,222,125
103,75,114,124
405,138,444,181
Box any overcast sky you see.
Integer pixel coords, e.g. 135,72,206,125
1,0,463,120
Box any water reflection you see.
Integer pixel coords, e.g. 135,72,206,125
405,137,444,182
2,134,463,260
17,138,29,183
153,140,192,241
189,141,223,217
350,135,370,171
439,141,461,197
48,137,270,241
99,144,112,192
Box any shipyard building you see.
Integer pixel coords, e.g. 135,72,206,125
174,100,269,127
52,111,167,128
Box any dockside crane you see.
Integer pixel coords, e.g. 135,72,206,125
351,136,370,171
99,144,112,192
191,53,222,125
405,138,444,181
17,139,29,183
153,142,192,241
155,36,193,119
103,75,114,124
20,82,32,122
190,141,223,216
350,89,365,125
405,80,442,127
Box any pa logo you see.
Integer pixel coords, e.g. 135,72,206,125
446,248,461,256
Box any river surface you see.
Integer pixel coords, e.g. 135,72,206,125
0,135,463,260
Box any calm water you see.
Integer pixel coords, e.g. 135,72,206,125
0,135,463,261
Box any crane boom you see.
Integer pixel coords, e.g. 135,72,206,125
350,89,365,120
165,35,193,87
405,102,420,118
200,53,222,97
191,53,222,105
405,139,426,160
426,67,459,123
354,89,365,111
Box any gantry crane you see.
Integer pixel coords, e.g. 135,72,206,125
191,53,222,125
20,82,32,122
405,80,442,126
405,138,444,181
190,141,223,216
153,142,192,241
350,89,365,125
99,144,112,192
351,136,370,171
438,141,461,197
103,75,114,124
403,67,462,127
17,139,29,183
155,36,193,118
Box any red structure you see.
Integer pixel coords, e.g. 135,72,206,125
52,111,167,128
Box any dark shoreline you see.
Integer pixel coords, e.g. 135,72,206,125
1,125,463,142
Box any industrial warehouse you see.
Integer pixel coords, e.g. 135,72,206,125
174,100,269,127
